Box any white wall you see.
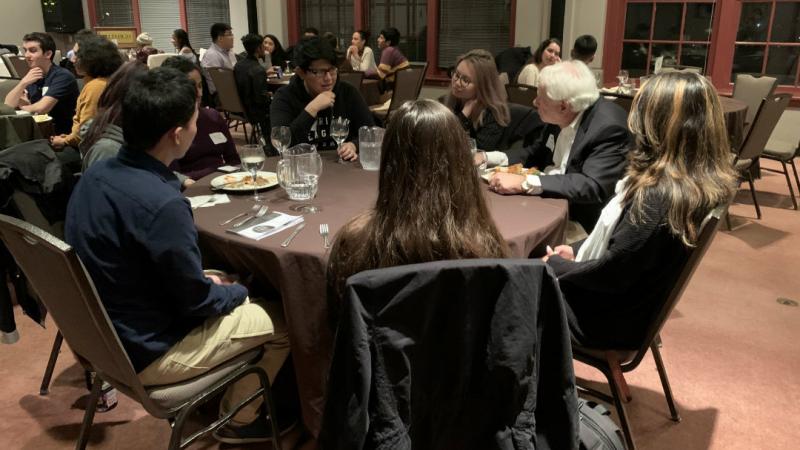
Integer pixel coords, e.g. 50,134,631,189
514,0,549,49
259,0,287,45
563,0,606,69
0,0,46,46
229,0,248,53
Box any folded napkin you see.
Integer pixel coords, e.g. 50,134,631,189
189,193,230,209
226,211,303,240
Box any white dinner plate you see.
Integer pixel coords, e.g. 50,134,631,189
210,171,279,192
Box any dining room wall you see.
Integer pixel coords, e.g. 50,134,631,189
0,0,45,46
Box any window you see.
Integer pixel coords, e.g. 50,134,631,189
186,0,231,50
369,0,428,63
137,0,181,52
94,0,134,27
733,1,800,85
606,0,800,95
438,0,512,67
301,0,354,47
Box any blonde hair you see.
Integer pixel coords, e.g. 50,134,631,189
625,72,737,246
445,49,510,127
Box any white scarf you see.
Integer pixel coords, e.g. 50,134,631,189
575,177,628,262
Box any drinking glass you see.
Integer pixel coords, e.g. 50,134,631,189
238,144,266,202
331,116,350,164
359,126,385,171
616,70,629,92
270,126,291,156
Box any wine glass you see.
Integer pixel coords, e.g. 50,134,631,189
617,70,629,92
270,126,291,156
285,60,293,73
331,116,350,164
238,144,266,202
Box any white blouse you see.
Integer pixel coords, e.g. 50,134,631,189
517,63,540,87
349,46,377,73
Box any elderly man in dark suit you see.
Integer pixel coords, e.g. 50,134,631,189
485,60,631,233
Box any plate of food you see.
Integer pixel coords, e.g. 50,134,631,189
210,171,279,192
480,164,541,182
32,114,52,123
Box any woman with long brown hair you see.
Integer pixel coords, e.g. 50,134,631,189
328,99,509,298
517,38,561,87
444,49,512,151
544,72,737,349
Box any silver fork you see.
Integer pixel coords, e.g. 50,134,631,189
320,223,330,249
219,204,260,226
233,205,268,228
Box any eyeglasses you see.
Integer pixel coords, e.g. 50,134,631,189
307,66,338,78
451,71,472,87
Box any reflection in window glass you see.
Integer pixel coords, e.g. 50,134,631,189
94,0,134,27
681,44,708,70
622,42,648,77
653,3,682,41
624,3,652,40
766,46,800,84
737,2,771,42
652,43,679,68
370,0,427,62
683,3,714,41
771,2,800,43
732,45,765,81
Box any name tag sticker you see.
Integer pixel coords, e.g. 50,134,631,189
546,135,555,151
209,132,227,145
42,86,49,96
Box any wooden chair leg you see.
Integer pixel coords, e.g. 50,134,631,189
76,375,103,450
606,352,632,402
746,171,762,219
650,339,681,422
779,161,799,210
40,331,63,395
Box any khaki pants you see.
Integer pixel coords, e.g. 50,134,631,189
138,299,291,425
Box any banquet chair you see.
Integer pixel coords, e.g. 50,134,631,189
207,67,260,144
731,93,791,219
505,83,537,107
658,65,702,74
338,70,364,92
147,53,177,69
0,214,282,450
761,136,800,210
369,62,428,122
1,54,27,79
321,259,579,449
732,74,778,133
573,204,726,450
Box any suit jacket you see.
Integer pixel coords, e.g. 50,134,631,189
321,259,579,450
506,98,631,232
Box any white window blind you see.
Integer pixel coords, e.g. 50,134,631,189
137,0,181,52
94,0,134,27
438,0,511,68
186,0,231,50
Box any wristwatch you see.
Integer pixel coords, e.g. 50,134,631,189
520,176,533,193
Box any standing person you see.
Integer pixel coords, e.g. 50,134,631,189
544,72,737,349
366,27,409,89
66,67,294,444
328,99,509,299
570,35,597,65
172,28,199,63
486,61,631,234
51,36,122,150
346,30,376,73
233,34,272,154
517,38,561,87
4,32,79,136
201,23,237,94
270,36,374,160
263,34,288,70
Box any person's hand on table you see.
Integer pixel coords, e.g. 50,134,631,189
543,244,574,262
339,141,358,161
489,173,525,194
49,134,68,150
305,91,336,117
182,178,196,188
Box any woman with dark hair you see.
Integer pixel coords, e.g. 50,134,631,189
346,29,376,73
544,72,737,349
328,99,509,299
517,38,561,86
444,49,512,151
51,35,122,149
263,34,288,69
80,61,147,169
366,27,409,87
172,28,198,62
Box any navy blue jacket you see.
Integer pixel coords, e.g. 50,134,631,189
65,146,247,372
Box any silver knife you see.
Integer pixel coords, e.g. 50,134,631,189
281,223,305,247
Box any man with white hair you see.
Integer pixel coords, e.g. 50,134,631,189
486,60,631,233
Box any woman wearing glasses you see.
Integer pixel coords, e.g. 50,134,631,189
270,36,374,161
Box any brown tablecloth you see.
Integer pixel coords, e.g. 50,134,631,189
718,96,747,151
0,114,44,151
187,154,568,435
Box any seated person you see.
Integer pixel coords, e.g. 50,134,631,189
234,34,272,153
4,32,79,136
346,30,377,73
517,38,561,87
570,35,597,65
544,72,737,349
201,23,237,95
65,67,292,444
366,27,409,89
486,60,632,233
270,36,374,161
163,56,240,179
263,34,288,71
134,32,159,64
171,28,199,63
51,36,122,150
328,99,509,299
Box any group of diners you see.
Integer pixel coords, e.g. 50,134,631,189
2,24,738,445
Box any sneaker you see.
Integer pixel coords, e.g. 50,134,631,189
212,414,297,444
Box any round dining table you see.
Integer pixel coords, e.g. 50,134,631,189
187,153,568,436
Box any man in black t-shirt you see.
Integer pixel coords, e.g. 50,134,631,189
3,32,78,135
270,36,373,160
